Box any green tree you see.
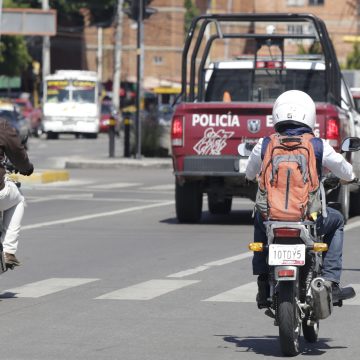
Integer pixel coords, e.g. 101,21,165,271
0,0,32,76
184,0,199,35
346,43,360,69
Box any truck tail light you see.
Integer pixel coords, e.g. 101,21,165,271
326,118,340,149
171,115,184,146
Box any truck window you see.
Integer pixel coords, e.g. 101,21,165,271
204,68,327,103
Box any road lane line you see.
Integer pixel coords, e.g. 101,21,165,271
89,182,142,189
345,220,360,232
95,279,200,300
1,278,99,298
203,282,257,303
22,201,174,230
167,252,253,278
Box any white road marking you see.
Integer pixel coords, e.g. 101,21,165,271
89,182,142,189
141,184,174,191
2,278,99,298
27,193,94,203
95,279,200,300
203,282,257,303
345,220,360,232
22,200,174,231
167,252,253,278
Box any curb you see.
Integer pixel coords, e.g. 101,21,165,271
65,158,173,169
9,170,70,184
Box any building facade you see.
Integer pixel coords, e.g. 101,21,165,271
82,0,360,90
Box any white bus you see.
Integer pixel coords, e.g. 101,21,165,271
42,70,100,139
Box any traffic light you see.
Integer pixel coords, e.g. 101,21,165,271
123,0,157,21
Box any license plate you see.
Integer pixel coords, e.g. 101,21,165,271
239,158,249,173
268,244,306,266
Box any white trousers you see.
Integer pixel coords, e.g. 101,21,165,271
0,181,25,254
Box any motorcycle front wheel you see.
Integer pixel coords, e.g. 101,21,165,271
278,281,301,356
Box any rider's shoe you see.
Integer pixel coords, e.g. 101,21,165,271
256,274,270,309
4,253,21,267
331,283,356,304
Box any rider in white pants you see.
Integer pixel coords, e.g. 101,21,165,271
0,117,34,266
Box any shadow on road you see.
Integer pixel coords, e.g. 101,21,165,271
161,210,254,226
216,335,347,356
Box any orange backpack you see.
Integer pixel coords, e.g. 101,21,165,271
256,133,321,221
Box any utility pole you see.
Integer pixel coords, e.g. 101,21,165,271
42,0,50,99
113,0,124,112
97,27,103,83
135,0,144,159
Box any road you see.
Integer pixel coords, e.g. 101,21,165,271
0,135,359,359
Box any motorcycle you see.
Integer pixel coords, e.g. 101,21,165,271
248,137,360,356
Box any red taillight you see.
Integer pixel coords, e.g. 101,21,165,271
171,116,184,146
273,228,301,238
256,61,284,69
277,269,295,278
326,118,340,148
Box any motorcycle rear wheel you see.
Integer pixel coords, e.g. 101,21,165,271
278,281,301,356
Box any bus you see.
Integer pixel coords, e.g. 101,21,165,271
42,70,100,139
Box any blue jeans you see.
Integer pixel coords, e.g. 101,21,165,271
252,207,344,283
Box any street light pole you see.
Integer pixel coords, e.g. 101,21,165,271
42,0,50,100
135,0,144,159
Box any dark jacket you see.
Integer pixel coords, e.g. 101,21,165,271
0,117,33,189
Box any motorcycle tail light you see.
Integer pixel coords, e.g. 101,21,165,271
171,115,184,146
248,242,264,252
273,228,300,238
277,269,295,278
313,243,328,252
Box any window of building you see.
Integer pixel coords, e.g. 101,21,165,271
288,24,303,36
309,0,324,5
287,0,305,6
153,56,163,65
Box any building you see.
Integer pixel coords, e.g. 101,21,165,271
81,0,360,91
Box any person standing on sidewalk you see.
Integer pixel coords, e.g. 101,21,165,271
0,117,34,266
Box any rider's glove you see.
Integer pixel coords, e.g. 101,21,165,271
20,163,34,176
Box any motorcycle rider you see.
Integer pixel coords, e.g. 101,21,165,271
0,116,34,267
245,90,356,307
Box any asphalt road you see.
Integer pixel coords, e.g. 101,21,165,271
0,135,359,359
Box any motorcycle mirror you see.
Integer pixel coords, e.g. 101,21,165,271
341,137,360,152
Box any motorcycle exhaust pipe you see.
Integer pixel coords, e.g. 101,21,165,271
310,277,333,319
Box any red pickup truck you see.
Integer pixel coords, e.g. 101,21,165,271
171,13,360,223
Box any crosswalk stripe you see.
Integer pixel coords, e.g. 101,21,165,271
1,278,99,298
203,282,257,303
95,279,200,300
141,184,174,191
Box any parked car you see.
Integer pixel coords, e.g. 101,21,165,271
0,102,30,142
100,100,120,135
14,98,42,137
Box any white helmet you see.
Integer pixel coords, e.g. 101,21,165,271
272,90,316,130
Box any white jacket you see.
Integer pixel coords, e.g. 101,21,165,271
245,138,354,182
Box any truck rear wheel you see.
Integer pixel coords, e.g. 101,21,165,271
46,132,59,140
207,195,232,214
175,181,202,223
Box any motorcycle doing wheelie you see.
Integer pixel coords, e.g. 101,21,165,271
248,137,360,356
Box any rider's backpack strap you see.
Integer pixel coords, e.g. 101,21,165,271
261,136,271,160
310,137,323,177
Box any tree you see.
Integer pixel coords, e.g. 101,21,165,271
346,43,360,69
0,0,32,76
184,0,199,35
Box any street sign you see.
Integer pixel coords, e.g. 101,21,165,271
0,8,57,36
